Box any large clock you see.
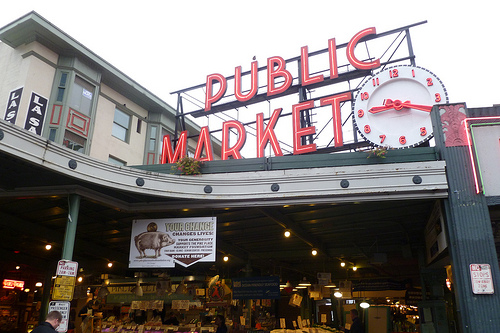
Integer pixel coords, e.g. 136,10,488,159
352,65,448,148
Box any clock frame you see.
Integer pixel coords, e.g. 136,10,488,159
352,65,448,148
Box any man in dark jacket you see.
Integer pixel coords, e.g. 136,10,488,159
32,311,62,333
348,309,364,333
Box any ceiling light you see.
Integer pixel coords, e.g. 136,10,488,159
45,244,52,250
97,284,110,298
296,285,307,289
311,248,318,256
284,230,291,238
77,276,83,283
131,281,143,296
352,266,358,271
107,262,113,268
360,301,370,308
325,281,337,288
35,282,43,287
340,261,346,267
15,266,20,270
223,255,229,262
298,277,311,286
334,291,343,298
175,280,188,294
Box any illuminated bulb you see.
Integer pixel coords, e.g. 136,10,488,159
311,249,318,256
340,261,346,267
360,301,370,308
284,230,291,238
24,288,30,292
223,256,229,262
334,291,343,298
15,266,20,270
45,244,52,250
352,266,357,271
35,282,43,287
77,276,83,283
107,262,113,268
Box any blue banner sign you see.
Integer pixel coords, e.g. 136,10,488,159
232,276,280,299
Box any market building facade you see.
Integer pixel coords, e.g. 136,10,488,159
0,11,499,333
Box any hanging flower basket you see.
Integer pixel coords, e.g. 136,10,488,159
172,156,202,175
366,146,390,159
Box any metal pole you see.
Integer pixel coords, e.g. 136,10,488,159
61,194,80,260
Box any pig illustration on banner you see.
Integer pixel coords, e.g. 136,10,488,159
134,227,175,258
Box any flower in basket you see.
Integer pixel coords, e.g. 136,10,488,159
171,156,202,175
366,146,390,159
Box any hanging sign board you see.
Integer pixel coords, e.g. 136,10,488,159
4,87,23,124
49,301,70,332
470,264,494,294
129,217,216,268
232,276,280,299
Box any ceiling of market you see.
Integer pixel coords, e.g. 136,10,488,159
0,149,497,291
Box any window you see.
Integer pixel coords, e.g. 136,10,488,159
148,126,157,151
63,130,85,153
56,72,68,102
112,108,130,142
108,155,126,166
69,76,95,116
137,119,142,134
49,128,57,141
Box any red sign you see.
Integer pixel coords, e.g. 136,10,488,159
470,264,494,294
162,27,382,163
3,279,24,289
56,260,78,277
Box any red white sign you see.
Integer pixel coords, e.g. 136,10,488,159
56,260,78,277
470,264,494,294
2,279,24,289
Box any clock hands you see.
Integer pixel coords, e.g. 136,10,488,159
368,99,432,114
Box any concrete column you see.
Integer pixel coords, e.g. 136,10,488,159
61,194,80,260
431,104,500,332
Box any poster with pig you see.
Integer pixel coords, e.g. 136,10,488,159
129,217,217,268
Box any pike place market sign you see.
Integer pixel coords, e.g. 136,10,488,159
164,23,443,163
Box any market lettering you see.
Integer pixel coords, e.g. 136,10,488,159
162,91,348,163
163,28,380,163
204,27,380,111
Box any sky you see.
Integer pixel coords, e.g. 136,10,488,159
0,1,498,155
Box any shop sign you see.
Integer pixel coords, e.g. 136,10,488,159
49,301,70,332
4,87,23,124
232,276,280,300
129,217,216,268
24,92,48,136
470,264,494,294
2,279,24,289
56,260,78,277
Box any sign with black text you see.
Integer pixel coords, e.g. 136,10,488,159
49,301,70,332
129,217,216,268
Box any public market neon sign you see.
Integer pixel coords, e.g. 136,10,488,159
162,27,381,163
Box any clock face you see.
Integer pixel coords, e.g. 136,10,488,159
352,65,448,148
